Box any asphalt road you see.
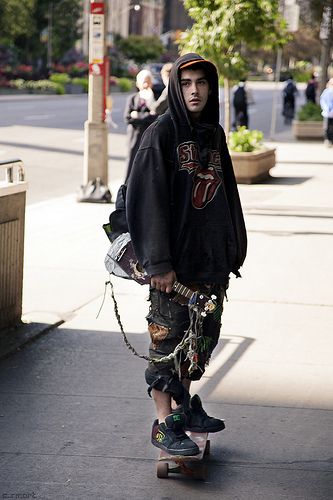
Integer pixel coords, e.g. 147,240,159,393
0,82,306,205
0,83,305,134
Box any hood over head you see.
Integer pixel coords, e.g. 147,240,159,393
168,53,219,130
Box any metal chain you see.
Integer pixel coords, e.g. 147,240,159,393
97,278,203,369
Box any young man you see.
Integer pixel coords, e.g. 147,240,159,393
126,53,247,456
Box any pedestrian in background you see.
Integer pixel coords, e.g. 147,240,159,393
282,75,298,124
150,62,173,116
305,72,318,104
124,69,157,182
320,77,333,147
232,79,249,129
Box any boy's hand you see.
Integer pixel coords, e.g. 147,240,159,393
151,271,177,294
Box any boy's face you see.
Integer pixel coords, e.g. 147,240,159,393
180,68,210,120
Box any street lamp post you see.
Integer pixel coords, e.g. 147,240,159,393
80,0,111,203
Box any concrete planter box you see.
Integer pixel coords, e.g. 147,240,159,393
230,147,276,184
292,120,324,140
0,160,27,330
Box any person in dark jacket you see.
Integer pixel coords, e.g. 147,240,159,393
124,69,157,182
126,53,247,456
150,62,173,116
233,79,249,128
282,75,298,124
305,73,318,104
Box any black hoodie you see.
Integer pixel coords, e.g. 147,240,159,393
126,53,247,284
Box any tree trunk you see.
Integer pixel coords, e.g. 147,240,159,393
224,77,230,138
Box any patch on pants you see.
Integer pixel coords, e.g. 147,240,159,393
148,322,170,350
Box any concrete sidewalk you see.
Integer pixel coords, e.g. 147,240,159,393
0,138,332,499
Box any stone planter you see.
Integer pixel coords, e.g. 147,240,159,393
292,120,324,140
0,159,27,330
230,147,276,184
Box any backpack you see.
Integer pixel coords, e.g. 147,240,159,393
105,184,128,243
284,81,295,98
233,87,246,108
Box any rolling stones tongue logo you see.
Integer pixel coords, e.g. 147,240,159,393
177,141,222,209
192,166,221,209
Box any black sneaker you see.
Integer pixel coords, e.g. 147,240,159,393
185,394,225,433
151,413,200,456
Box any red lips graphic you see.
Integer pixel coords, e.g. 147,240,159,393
192,166,221,209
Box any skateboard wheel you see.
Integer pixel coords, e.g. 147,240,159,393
156,462,169,478
204,439,210,456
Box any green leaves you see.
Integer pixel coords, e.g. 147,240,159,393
297,102,323,122
117,35,164,65
228,127,264,152
180,0,289,81
51,0,82,61
0,0,36,41
0,0,82,64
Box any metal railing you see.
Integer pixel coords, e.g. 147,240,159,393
0,158,25,184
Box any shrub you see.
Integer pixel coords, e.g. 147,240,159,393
9,78,25,89
296,102,323,121
9,79,63,94
49,72,71,85
117,77,133,92
228,127,264,152
72,77,88,92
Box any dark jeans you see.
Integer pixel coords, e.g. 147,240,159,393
326,118,333,143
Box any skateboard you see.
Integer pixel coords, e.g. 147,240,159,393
156,431,210,480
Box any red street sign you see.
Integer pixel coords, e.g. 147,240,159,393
89,62,104,76
91,2,104,15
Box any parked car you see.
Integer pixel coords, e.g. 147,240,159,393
143,63,165,99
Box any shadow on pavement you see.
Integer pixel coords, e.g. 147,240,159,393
263,175,312,185
0,326,331,498
0,140,126,162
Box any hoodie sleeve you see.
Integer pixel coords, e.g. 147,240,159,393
219,127,247,272
126,121,173,276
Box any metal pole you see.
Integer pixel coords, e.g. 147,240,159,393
80,0,111,203
269,47,283,141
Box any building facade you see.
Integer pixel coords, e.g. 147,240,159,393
110,0,164,38
81,0,192,56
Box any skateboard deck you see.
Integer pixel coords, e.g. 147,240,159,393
157,432,210,479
